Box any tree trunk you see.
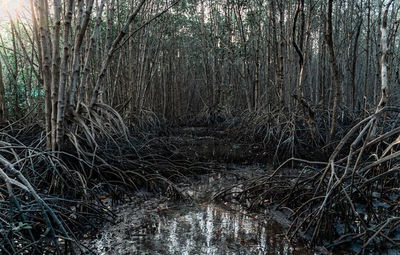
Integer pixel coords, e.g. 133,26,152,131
350,18,362,112
326,0,341,140
0,61,5,122
90,0,147,107
55,0,74,147
37,0,53,149
362,0,371,116
377,0,393,112
50,0,62,151
68,0,95,108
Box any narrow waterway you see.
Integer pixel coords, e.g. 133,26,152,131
86,167,314,255
131,202,308,255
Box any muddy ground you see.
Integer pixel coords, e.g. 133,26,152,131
81,126,323,254
83,167,317,255
81,123,398,255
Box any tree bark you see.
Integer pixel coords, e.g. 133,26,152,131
326,0,341,140
37,0,53,149
68,0,95,108
0,61,5,122
377,0,393,112
77,0,106,106
50,0,62,151
362,0,371,116
350,18,362,112
55,0,74,147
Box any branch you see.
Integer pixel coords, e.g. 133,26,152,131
112,0,181,54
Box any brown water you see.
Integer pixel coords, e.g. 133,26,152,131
86,168,315,255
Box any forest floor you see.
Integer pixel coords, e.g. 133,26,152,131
83,125,319,254
1,113,399,254
81,118,400,255
84,166,317,255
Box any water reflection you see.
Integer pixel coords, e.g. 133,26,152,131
90,169,314,255
137,202,311,255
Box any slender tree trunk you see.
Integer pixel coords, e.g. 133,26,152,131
362,0,371,116
10,21,20,119
55,0,74,147
318,20,327,106
0,61,5,122
326,0,341,140
377,0,393,112
77,0,106,106
9,20,41,104
68,0,95,108
90,0,146,107
374,2,383,108
292,0,305,100
37,0,53,149
50,0,62,151
350,18,362,112
278,1,285,108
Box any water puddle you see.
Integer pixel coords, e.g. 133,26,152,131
86,169,314,255
141,203,312,255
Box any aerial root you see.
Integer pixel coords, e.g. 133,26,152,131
215,107,400,253
0,106,210,254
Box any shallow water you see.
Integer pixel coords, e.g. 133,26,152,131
87,168,314,255
137,202,310,255
86,131,400,255
90,202,312,255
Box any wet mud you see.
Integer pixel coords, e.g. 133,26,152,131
85,169,314,255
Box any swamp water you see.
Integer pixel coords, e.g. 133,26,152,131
86,167,314,255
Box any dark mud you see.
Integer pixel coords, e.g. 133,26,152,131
84,167,315,254
166,127,267,164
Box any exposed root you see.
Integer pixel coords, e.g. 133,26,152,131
215,107,400,253
0,106,211,254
